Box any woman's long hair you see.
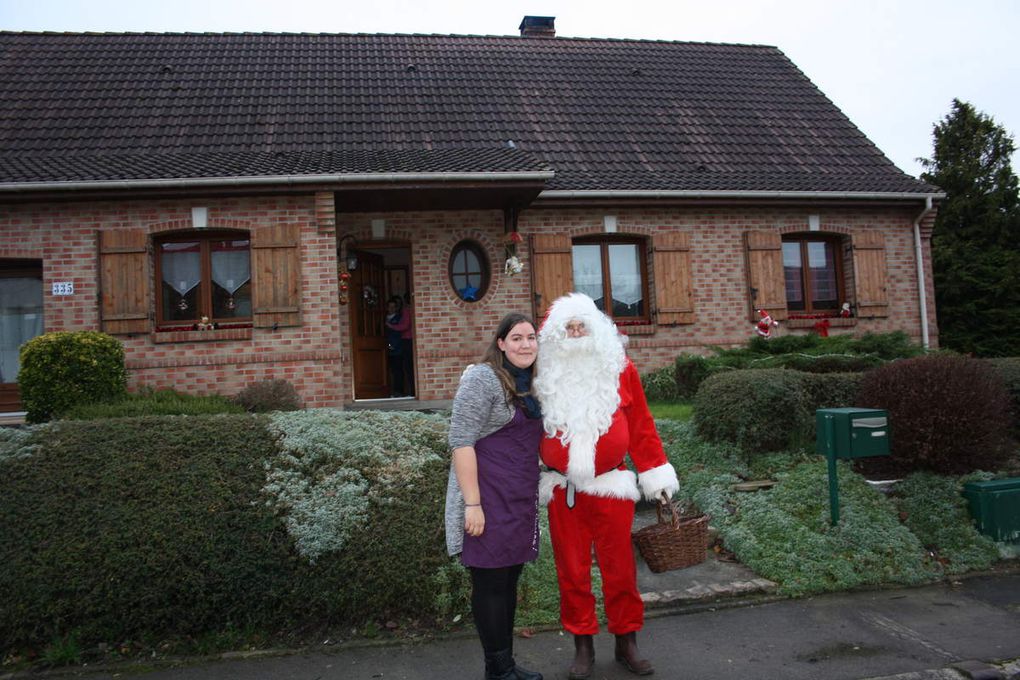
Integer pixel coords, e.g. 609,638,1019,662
481,312,536,406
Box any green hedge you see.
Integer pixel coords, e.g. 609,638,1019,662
0,410,460,653
659,332,922,402
18,331,127,423
692,369,865,456
61,388,244,419
692,369,812,454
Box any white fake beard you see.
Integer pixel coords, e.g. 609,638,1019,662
534,335,622,484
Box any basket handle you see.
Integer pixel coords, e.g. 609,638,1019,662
655,492,681,529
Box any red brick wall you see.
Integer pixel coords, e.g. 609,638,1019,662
0,195,343,408
0,196,937,408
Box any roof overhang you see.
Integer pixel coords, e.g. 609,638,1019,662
535,189,946,208
0,170,555,208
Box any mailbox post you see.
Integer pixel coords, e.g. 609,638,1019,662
816,408,890,525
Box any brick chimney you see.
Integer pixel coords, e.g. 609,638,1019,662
519,16,556,38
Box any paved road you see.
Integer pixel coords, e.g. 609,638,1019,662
40,570,1020,680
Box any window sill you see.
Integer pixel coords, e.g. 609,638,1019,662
785,317,857,329
152,327,254,343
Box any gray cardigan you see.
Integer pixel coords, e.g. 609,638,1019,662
444,363,517,556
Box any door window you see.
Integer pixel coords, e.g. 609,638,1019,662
0,261,44,384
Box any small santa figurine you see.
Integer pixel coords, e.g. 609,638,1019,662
755,308,779,338
840,302,852,318
534,293,679,678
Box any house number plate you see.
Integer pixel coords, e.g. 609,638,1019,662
52,281,74,296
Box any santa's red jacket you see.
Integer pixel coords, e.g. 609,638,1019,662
539,360,679,505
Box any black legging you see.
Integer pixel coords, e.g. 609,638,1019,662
470,563,524,654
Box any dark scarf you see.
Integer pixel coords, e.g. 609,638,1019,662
504,359,542,419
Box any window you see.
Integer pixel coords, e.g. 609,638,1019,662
0,260,43,386
782,235,844,313
571,237,648,322
156,232,252,326
449,240,490,302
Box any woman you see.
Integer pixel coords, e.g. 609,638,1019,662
445,313,544,680
384,296,406,397
384,294,414,396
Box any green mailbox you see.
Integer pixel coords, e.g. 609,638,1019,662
962,478,1020,543
816,408,891,525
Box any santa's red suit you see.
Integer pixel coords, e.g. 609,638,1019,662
534,293,679,637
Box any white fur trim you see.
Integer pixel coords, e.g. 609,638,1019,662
637,463,680,502
540,468,640,504
565,430,597,485
539,470,566,506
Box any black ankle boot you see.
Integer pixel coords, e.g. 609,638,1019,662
510,660,543,680
484,648,516,680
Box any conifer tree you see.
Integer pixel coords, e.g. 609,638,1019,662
920,99,1020,356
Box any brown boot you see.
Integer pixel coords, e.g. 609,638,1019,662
567,634,595,680
614,632,653,675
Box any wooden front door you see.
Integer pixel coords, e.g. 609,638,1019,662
0,260,44,412
349,250,389,399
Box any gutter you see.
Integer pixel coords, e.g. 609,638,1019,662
538,189,946,201
0,170,556,193
913,195,937,349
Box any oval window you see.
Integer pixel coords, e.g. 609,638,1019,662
449,240,490,302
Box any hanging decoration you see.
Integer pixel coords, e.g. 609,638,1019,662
504,231,524,276
338,269,351,305
754,308,779,339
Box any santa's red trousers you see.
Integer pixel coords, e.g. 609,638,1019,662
547,486,643,635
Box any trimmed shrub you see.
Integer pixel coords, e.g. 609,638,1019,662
18,331,127,423
778,353,884,374
855,354,1015,476
62,388,244,419
715,331,923,370
640,365,680,402
0,410,460,653
800,372,864,414
234,378,302,412
692,369,812,455
673,354,713,399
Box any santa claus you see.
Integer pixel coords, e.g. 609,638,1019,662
533,293,679,679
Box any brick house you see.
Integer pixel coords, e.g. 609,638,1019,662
0,17,941,411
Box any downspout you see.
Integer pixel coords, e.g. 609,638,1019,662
913,196,935,349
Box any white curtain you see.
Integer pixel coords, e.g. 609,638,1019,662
0,277,44,383
608,244,642,306
211,248,250,294
572,244,604,303
161,246,201,295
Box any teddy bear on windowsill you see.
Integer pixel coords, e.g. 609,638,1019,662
195,316,217,331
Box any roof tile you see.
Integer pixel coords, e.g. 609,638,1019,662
0,31,935,193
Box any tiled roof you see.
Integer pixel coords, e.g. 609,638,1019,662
0,31,936,195
0,148,552,184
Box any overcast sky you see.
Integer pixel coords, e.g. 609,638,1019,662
3,0,1018,180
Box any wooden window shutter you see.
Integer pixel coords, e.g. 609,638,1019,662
529,234,573,321
252,223,302,328
98,229,150,335
744,230,788,321
652,231,694,325
852,232,889,317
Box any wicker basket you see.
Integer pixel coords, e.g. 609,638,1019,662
632,499,709,573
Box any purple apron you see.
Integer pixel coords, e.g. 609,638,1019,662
461,407,542,568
